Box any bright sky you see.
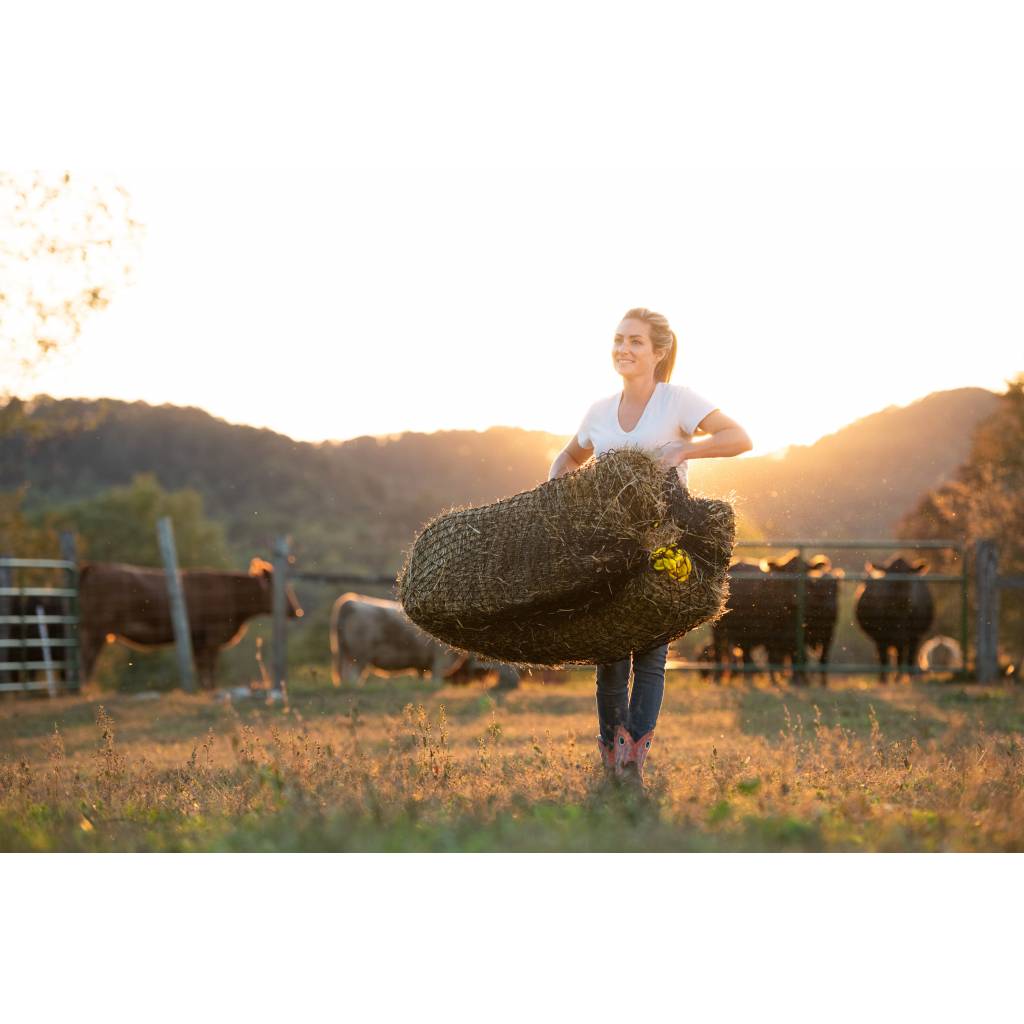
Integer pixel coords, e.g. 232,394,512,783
7,3,1024,457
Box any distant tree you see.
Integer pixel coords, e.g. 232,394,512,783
1,171,143,433
0,484,60,560
898,372,1024,661
44,473,233,569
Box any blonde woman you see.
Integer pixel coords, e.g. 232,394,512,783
548,308,752,786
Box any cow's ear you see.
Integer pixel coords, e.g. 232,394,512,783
811,555,831,571
865,560,878,574
248,557,273,577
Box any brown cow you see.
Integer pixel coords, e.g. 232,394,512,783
77,558,303,689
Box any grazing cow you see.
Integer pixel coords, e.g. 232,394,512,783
446,657,521,688
330,592,466,685
854,556,934,683
917,634,963,673
77,558,303,689
330,592,517,687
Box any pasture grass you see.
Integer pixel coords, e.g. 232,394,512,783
1,668,1023,852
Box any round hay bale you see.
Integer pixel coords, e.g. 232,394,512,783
396,447,736,668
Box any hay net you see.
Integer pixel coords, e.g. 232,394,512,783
397,447,673,626
397,446,736,668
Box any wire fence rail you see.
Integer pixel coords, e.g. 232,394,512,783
665,536,970,680
1,530,1019,695
276,535,992,685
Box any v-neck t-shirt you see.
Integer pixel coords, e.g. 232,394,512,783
574,381,718,488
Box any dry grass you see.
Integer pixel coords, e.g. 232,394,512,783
1,669,1023,851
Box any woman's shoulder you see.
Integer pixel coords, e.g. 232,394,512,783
663,381,709,400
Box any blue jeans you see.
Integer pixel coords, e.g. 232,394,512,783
595,642,669,744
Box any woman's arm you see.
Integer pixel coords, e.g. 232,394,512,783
548,436,594,480
655,409,753,468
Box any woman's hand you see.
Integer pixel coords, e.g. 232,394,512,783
652,440,692,469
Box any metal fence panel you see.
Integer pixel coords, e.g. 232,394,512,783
0,549,80,696
689,537,967,679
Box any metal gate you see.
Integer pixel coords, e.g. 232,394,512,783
674,537,967,677
0,537,81,694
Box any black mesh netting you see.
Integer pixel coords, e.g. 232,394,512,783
396,446,736,668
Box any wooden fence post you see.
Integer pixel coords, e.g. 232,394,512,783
156,517,196,693
975,539,999,684
271,535,290,699
59,531,80,693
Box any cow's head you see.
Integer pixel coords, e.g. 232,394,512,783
440,650,473,681
729,558,766,575
762,550,831,575
248,557,304,618
865,556,928,578
448,656,520,687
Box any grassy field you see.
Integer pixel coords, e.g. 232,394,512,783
1,668,1023,851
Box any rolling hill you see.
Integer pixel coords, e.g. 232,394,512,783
0,387,1001,575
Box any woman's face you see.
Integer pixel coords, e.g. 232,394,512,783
612,318,662,382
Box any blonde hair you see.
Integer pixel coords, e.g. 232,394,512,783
622,307,677,383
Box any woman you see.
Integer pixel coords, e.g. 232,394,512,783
548,307,752,786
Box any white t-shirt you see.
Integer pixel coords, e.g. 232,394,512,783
575,381,718,488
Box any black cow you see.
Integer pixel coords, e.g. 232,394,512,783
804,560,844,683
710,551,840,685
763,552,842,686
854,556,934,683
709,560,773,681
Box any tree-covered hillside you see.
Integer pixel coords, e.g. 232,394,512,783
1,386,1001,576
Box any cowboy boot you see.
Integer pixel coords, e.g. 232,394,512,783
596,736,616,775
613,724,635,779
631,729,655,786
